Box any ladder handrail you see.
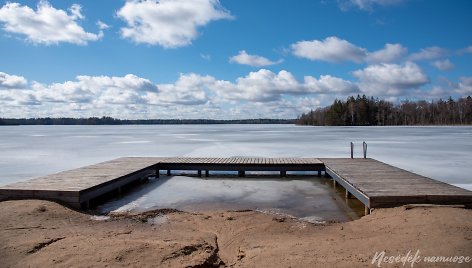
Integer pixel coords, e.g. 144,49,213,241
350,141,368,159
350,142,354,159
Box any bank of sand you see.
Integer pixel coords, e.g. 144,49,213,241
0,200,471,267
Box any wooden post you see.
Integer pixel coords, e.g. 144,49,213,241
238,171,245,177
205,170,209,177
333,179,337,188
364,206,370,215
345,189,352,199
167,170,171,176
198,170,202,177
280,170,287,177
155,169,160,179
318,170,322,177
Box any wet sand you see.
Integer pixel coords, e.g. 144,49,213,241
1,200,471,267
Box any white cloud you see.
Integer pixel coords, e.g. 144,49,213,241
212,69,357,102
229,50,282,67
96,20,110,30
339,0,404,11
432,59,454,71
304,75,359,94
200,53,211,61
146,73,212,105
291,36,367,63
0,1,103,45
116,0,232,48
459,45,472,54
68,4,83,20
33,74,157,104
2,68,456,119
455,77,472,95
409,46,447,61
0,72,28,89
353,62,429,95
213,69,304,102
366,43,407,63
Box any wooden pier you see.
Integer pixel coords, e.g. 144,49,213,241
0,157,471,213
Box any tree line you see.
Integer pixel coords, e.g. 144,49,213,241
0,117,295,126
298,95,472,126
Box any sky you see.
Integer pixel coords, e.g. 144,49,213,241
0,0,471,119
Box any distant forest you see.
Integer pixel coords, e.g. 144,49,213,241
298,95,472,126
0,117,294,126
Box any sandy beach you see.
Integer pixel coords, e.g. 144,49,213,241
1,200,471,267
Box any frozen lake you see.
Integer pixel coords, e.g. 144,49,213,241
0,125,471,220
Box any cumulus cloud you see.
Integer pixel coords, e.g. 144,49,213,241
212,69,357,102
353,62,429,95
0,1,103,45
0,72,28,89
455,77,472,95
146,73,213,105
409,46,447,61
229,51,282,67
291,36,367,63
32,74,158,104
338,0,404,11
366,43,407,63
227,69,301,101
116,0,232,48
1,68,450,119
432,59,454,71
304,75,359,94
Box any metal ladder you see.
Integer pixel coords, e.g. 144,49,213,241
350,141,367,159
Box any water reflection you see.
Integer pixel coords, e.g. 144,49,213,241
97,174,364,222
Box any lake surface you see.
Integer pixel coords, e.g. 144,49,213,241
1,125,471,220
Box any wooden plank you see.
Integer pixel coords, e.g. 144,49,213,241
321,158,472,209
1,156,470,211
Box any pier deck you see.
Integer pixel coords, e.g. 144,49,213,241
322,158,472,212
0,157,163,208
0,157,471,211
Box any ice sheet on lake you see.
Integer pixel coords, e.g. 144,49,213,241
0,125,471,219
1,125,470,187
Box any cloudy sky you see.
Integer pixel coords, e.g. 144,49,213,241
0,0,471,119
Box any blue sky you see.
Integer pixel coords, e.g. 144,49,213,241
0,0,471,119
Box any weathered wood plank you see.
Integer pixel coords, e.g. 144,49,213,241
321,158,472,209
1,156,470,211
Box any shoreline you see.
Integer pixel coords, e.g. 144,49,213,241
1,200,471,267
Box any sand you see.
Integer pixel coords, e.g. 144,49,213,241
0,200,471,267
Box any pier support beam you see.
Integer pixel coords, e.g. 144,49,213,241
333,179,337,188
205,170,209,177
198,170,202,177
364,206,371,216
238,171,245,177
155,169,160,179
345,189,352,199
280,171,287,177
84,200,90,210
167,170,171,176
318,170,322,177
